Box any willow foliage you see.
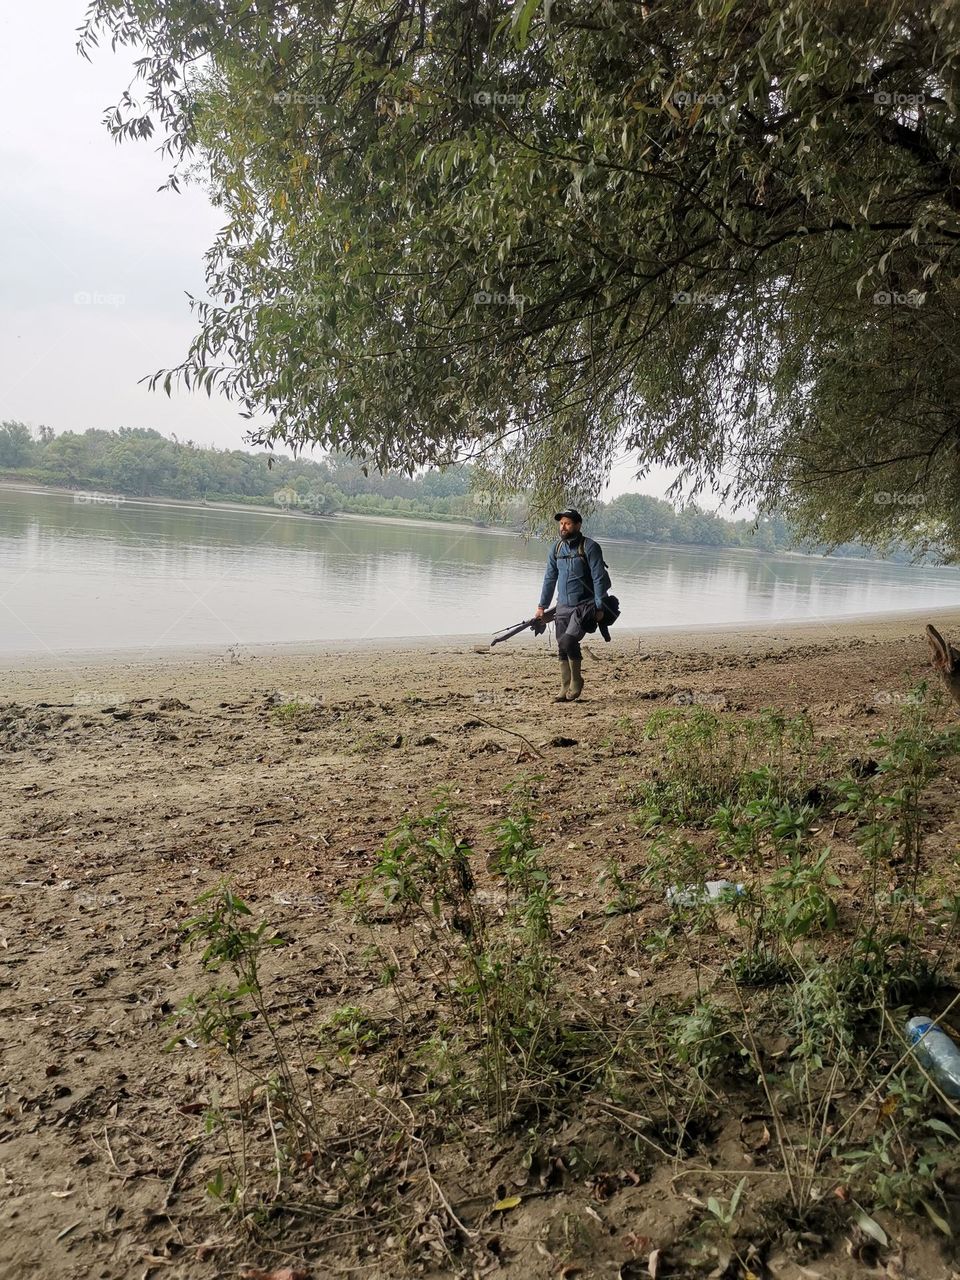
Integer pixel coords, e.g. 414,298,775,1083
82,0,960,553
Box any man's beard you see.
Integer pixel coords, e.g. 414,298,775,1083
559,528,580,541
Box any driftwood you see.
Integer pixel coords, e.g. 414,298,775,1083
926,624,960,708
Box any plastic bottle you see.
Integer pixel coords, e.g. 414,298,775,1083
905,1017,960,1099
666,880,745,908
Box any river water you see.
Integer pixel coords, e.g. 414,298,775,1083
2,486,959,654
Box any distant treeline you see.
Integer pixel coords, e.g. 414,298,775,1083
0,420,909,561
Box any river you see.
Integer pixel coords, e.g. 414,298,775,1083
1,485,959,654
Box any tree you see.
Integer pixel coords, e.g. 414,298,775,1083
420,465,472,499
614,494,677,544
82,0,960,554
43,432,89,485
596,498,638,539
0,421,36,469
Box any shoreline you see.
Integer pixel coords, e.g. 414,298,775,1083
3,604,959,702
5,476,952,567
0,477,513,539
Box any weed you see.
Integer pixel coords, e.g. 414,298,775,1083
705,1175,747,1236
598,855,642,916
168,884,320,1216
767,846,842,940
668,998,743,1086
272,699,319,725
353,786,565,1128
637,707,815,826
319,1004,388,1062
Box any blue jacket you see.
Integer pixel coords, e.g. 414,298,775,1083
539,534,606,610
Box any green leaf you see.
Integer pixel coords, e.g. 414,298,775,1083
493,1195,522,1211
925,1118,960,1141
920,1198,952,1236
854,1207,888,1247
511,0,541,46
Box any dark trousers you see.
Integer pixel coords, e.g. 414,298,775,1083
555,602,595,660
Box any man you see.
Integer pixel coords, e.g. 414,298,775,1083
535,508,607,702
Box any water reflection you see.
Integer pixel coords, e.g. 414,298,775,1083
1,487,958,654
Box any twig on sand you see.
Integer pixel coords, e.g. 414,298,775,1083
162,1141,203,1211
343,1079,477,1241
471,715,543,759
102,1126,129,1180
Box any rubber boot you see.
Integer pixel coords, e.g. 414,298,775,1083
555,658,572,701
567,657,584,701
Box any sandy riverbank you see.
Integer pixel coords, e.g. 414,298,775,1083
3,607,960,1278
3,604,960,704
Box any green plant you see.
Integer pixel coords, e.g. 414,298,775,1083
667,999,741,1086
320,1004,388,1062
599,855,641,916
705,1176,747,1236
710,792,820,870
272,698,318,725
353,788,564,1128
767,847,842,940
841,1072,957,1233
169,884,320,1215
637,707,816,828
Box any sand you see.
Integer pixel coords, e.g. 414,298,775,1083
3,606,960,1278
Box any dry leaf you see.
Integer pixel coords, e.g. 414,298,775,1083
622,1234,652,1252
648,1247,661,1278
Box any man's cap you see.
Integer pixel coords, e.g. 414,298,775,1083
553,507,583,523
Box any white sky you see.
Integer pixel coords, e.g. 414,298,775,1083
0,2,737,509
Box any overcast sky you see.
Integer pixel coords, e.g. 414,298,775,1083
0,2,727,508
